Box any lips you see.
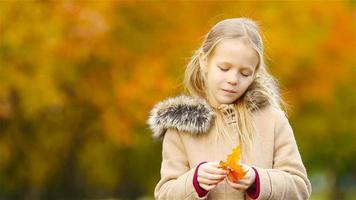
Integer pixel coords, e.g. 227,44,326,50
222,89,237,94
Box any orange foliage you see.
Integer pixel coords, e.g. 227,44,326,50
219,146,246,182
0,1,354,197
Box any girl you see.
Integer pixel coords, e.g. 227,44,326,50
148,18,311,200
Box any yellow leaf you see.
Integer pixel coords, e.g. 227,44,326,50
219,146,246,182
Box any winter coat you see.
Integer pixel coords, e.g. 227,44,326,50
148,94,312,200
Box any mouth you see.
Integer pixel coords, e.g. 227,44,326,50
222,89,237,94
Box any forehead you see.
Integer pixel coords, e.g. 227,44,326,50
209,38,259,69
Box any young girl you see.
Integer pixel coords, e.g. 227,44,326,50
148,18,311,200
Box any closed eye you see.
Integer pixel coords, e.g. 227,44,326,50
218,66,229,72
241,72,251,77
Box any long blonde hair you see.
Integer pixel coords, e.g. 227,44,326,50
183,17,283,150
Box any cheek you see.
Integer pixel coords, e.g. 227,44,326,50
207,70,224,84
240,78,254,90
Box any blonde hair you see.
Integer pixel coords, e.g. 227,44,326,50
183,17,283,151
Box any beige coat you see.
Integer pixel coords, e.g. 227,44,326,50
148,95,312,200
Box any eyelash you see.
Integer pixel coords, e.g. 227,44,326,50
218,66,251,77
218,66,229,72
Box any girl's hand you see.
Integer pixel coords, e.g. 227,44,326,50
226,164,256,192
197,162,228,191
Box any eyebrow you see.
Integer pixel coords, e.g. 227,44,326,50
217,61,254,71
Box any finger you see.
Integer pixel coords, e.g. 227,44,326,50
237,179,250,186
204,165,228,175
210,162,221,167
226,178,243,187
240,164,252,174
200,170,227,180
232,177,251,186
199,183,209,190
226,179,249,191
200,183,216,191
198,177,221,185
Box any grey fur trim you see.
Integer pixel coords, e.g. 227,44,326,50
147,95,215,139
244,76,280,111
148,78,276,138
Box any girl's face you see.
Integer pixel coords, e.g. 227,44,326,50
201,38,259,107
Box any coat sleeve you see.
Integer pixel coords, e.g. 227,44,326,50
251,109,312,200
154,129,207,200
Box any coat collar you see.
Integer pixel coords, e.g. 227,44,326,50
148,95,215,139
148,79,276,139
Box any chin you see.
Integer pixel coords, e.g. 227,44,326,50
217,96,239,104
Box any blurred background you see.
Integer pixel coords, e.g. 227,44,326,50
0,0,355,199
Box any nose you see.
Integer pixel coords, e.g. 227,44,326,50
228,80,237,85
227,73,238,86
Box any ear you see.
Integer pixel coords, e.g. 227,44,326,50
198,52,208,72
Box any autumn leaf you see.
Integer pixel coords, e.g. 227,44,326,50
219,146,246,182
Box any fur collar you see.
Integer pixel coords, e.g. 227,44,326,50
148,79,277,139
147,95,215,139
